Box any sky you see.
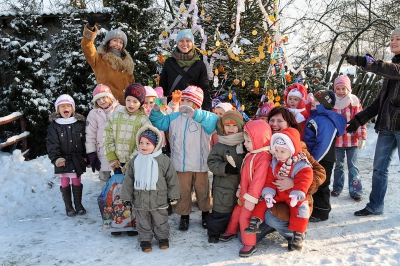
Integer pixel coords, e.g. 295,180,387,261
1,123,400,265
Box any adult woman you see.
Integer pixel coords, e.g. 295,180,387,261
159,29,212,111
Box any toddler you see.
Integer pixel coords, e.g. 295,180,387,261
284,83,309,134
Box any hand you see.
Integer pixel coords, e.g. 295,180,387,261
142,104,151,116
172,90,182,104
109,160,120,170
226,154,237,168
225,163,238,174
358,139,366,150
346,116,362,134
341,54,366,67
152,103,160,112
161,97,168,105
365,53,375,64
179,105,195,118
264,194,276,208
289,194,299,207
272,178,294,192
121,166,126,174
244,200,255,211
88,13,112,27
236,188,241,198
88,153,101,172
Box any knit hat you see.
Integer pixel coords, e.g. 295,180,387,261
284,83,308,109
334,75,351,92
176,29,194,43
144,86,158,98
103,29,128,49
314,90,336,110
181,85,204,108
92,84,114,103
125,83,146,105
221,110,245,131
215,102,234,112
392,27,400,36
270,127,301,156
154,86,164,98
140,129,158,147
55,94,75,112
259,102,275,117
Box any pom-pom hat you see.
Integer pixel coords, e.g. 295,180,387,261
55,94,75,112
125,83,146,106
181,85,204,109
314,90,336,110
103,29,128,49
92,84,114,103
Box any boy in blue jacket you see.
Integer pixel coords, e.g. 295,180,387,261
303,90,347,222
150,85,218,231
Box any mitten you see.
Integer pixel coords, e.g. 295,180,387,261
236,187,241,198
365,53,376,64
244,200,255,211
179,105,195,118
226,154,237,168
88,13,112,27
161,97,168,105
225,163,239,174
341,54,366,67
172,90,182,104
55,158,66,167
346,116,362,134
152,103,160,112
289,194,299,207
88,153,101,172
358,139,366,150
109,160,120,170
264,194,276,208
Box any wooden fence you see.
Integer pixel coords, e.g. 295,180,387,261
0,112,30,157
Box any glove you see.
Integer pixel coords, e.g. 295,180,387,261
172,90,182,104
88,13,112,27
346,116,362,134
236,188,241,198
55,158,66,167
179,105,195,118
87,153,101,172
226,154,237,168
358,139,366,150
225,163,239,174
341,54,366,67
289,194,299,207
244,200,255,211
264,194,276,208
109,160,120,170
365,53,376,64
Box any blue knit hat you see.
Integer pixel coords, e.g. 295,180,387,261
140,129,158,147
176,29,194,43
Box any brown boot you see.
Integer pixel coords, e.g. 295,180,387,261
72,184,86,215
60,186,76,217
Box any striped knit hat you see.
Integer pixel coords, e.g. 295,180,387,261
181,85,203,109
221,110,244,131
92,84,114,103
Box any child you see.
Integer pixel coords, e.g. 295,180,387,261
104,83,151,175
257,101,275,122
149,85,218,231
143,86,158,116
121,125,180,252
247,128,313,251
303,90,347,222
46,94,87,217
219,120,272,257
210,102,234,149
332,75,367,201
207,110,245,243
284,83,309,133
85,84,124,188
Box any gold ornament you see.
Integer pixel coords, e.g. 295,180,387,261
216,40,220,47
242,105,245,111
162,30,168,37
218,65,224,72
252,30,258,35
241,80,246,87
201,9,205,15
255,57,261,63
259,53,265,59
206,16,210,22
180,7,186,13
214,69,219,75
258,46,264,52
254,80,259,87
229,92,232,99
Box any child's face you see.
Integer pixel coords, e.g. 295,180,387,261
96,96,113,109
334,85,349,99
390,34,400,55
181,99,196,109
311,97,320,110
58,104,73,118
145,96,156,109
214,107,226,118
224,124,239,135
287,96,301,108
243,134,254,152
274,146,291,161
177,38,193,54
109,38,124,51
139,137,156,155
268,113,289,134
259,116,269,123
125,96,141,113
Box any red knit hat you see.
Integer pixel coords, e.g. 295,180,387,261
270,127,301,156
334,75,351,92
284,83,308,109
181,85,204,109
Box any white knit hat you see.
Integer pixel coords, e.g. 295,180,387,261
391,27,400,36
144,86,158,97
215,102,234,112
181,85,204,109
55,94,75,112
271,133,295,156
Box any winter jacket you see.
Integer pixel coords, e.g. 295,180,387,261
149,108,218,172
354,54,400,132
81,25,135,105
303,105,347,162
207,141,245,213
104,107,151,164
121,125,180,211
85,101,124,171
46,113,87,177
159,57,212,111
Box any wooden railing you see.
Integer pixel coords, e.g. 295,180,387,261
0,112,30,156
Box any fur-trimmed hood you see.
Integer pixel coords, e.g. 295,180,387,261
97,45,134,75
135,124,163,153
49,112,85,122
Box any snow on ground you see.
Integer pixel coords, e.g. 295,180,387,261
0,123,400,265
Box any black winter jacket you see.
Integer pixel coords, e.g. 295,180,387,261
46,113,87,177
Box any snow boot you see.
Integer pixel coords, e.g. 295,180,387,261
239,245,257,257
60,186,76,217
219,231,237,242
244,217,262,234
290,231,304,251
159,238,169,249
201,211,209,229
179,215,189,231
72,184,86,215
140,241,152,252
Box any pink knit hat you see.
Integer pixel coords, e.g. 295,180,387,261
144,86,158,97
55,94,75,112
181,85,204,109
92,84,114,103
259,102,275,117
334,75,351,92
154,86,164,98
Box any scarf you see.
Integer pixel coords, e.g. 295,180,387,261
134,149,162,190
276,151,310,178
110,49,122,58
55,116,77,125
218,132,245,154
171,48,200,67
334,94,360,110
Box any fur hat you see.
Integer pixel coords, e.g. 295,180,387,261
181,85,204,109
314,90,336,110
392,27,400,36
55,94,75,112
215,102,234,112
284,83,308,109
270,127,301,156
334,75,351,92
259,102,275,117
154,87,164,98
125,83,146,105
92,84,114,103
221,110,244,131
103,29,128,49
144,86,158,98
176,29,194,43
140,129,158,147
